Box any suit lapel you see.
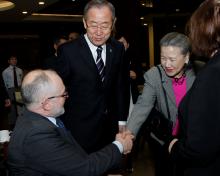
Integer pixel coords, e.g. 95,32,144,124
79,36,100,76
104,42,114,84
160,69,176,106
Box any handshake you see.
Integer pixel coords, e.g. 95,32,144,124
115,128,134,155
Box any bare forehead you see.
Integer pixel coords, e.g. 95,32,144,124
86,6,113,19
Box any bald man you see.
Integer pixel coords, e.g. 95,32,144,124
8,69,133,176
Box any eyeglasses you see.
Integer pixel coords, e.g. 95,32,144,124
85,21,113,32
47,91,69,100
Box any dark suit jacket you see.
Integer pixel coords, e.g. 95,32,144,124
43,54,60,71
56,35,128,153
0,75,8,113
8,109,121,176
170,52,220,176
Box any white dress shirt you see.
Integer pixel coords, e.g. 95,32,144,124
2,65,23,89
84,34,106,65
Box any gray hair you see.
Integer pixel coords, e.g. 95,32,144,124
21,71,53,108
83,0,115,21
160,32,191,55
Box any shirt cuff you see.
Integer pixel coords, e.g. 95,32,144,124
112,140,123,153
118,121,127,126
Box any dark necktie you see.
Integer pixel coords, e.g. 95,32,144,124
56,118,66,129
13,66,18,88
96,46,105,82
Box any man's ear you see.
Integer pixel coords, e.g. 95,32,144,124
83,18,87,29
42,99,51,111
112,18,117,29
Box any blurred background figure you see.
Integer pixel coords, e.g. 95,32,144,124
43,35,68,70
2,55,23,130
68,31,80,41
0,75,11,128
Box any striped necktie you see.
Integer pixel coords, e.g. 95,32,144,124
96,46,105,82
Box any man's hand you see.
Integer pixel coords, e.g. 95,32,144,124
118,124,126,133
5,99,11,107
116,133,134,154
130,70,137,80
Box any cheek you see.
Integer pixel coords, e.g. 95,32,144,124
176,60,186,69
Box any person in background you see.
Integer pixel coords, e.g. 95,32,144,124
8,69,133,176
68,31,80,41
117,36,143,173
43,35,68,70
125,32,196,176
118,36,142,118
169,0,220,175
0,75,11,125
2,55,23,130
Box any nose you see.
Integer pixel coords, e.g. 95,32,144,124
164,60,172,67
95,27,104,35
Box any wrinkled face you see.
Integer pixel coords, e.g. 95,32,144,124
160,46,189,78
83,6,113,46
8,57,17,66
48,77,67,118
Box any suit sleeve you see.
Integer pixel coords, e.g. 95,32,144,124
0,75,9,100
170,66,220,167
55,44,71,85
24,127,121,176
127,67,157,136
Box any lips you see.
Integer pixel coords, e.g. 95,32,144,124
165,68,173,73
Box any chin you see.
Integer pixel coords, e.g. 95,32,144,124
165,71,174,76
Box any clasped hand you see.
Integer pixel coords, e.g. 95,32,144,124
116,130,134,154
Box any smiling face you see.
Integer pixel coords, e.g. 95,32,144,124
83,6,114,46
160,46,189,78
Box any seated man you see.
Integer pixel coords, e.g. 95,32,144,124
8,69,133,176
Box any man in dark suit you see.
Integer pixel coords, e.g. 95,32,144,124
56,0,129,154
8,69,133,176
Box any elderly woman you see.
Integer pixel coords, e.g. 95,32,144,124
126,32,198,176
169,0,220,175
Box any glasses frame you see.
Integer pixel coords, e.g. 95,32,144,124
85,20,113,32
47,91,68,100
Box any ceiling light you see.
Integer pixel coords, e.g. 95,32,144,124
22,11,28,14
38,1,45,5
0,1,15,11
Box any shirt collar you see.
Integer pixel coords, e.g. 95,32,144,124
46,116,57,126
84,34,106,52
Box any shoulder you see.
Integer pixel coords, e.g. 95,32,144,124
144,65,162,79
108,37,124,50
2,68,10,76
17,67,23,72
2,66,10,73
59,35,87,53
